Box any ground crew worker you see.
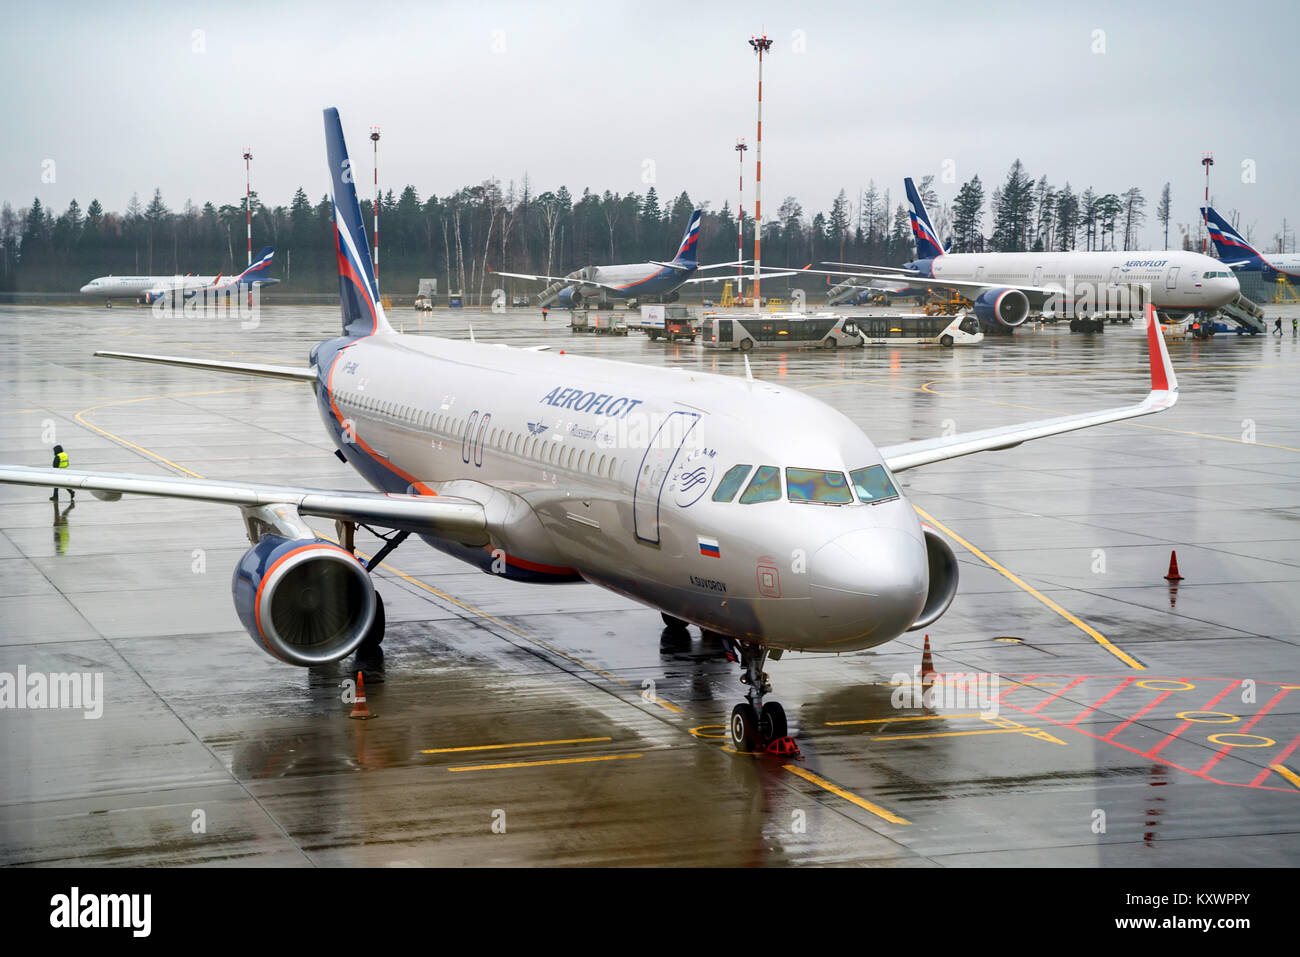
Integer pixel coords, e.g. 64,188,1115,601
1275,317,1283,336
542,307,549,322
1292,317,1297,336
50,444,74,503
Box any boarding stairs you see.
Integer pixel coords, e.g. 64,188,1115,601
538,267,590,307
827,279,864,305
1217,293,1268,333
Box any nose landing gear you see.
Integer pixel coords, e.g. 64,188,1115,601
728,640,795,753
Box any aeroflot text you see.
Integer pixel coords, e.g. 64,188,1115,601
539,387,644,418
50,887,151,937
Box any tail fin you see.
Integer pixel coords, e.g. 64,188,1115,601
1202,206,1262,268
324,107,393,338
672,209,702,266
234,246,276,282
904,177,945,259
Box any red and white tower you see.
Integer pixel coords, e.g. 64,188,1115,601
370,126,381,289
242,147,253,266
1201,151,1214,253
735,138,747,295
748,34,772,311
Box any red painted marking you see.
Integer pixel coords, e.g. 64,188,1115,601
1145,680,1238,759
998,674,1037,702
1146,304,1170,392
1104,691,1171,741
1025,675,1087,714
1198,686,1292,775
1067,677,1135,727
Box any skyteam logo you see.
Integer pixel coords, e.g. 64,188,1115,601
670,446,717,508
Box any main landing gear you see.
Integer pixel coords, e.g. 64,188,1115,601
728,640,793,753
338,520,407,666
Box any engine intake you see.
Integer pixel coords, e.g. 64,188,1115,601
232,535,376,665
908,526,959,631
973,287,1030,328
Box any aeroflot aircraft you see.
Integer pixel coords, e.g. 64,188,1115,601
0,109,1181,752
492,211,756,308
792,178,1239,330
1203,206,1300,282
79,247,279,306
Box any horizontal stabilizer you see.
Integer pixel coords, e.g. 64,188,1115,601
95,350,317,382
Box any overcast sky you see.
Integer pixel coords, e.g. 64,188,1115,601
3,0,1296,248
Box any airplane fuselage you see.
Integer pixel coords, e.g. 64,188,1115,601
579,262,698,299
307,331,929,652
907,250,1240,314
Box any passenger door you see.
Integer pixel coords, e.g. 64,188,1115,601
633,410,700,545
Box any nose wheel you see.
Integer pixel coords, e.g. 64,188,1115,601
727,640,794,753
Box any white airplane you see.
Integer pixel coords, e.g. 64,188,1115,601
0,108,1181,752
79,247,279,306
1203,206,1300,282
792,178,1240,332
491,210,778,308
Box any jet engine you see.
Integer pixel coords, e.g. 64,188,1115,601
973,287,1030,328
232,534,377,665
556,287,582,309
907,526,959,631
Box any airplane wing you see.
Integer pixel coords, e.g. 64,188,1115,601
680,270,800,285
777,266,1061,299
0,466,488,543
95,350,318,382
489,269,622,291
879,305,1177,473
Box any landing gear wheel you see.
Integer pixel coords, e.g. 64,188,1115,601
730,703,760,752
759,701,787,741
661,612,689,632
359,593,386,651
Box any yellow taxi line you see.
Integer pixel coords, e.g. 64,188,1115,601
914,505,1145,671
447,753,644,773
783,764,911,825
421,736,612,754
1270,764,1300,789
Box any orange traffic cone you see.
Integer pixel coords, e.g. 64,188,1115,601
1164,550,1184,582
921,634,937,685
349,670,374,720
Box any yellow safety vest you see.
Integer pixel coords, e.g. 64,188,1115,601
55,452,69,468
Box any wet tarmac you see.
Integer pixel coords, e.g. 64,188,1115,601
1,301,1298,866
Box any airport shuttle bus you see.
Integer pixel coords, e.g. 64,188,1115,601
701,312,864,351
856,313,983,347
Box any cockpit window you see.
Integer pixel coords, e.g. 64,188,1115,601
712,464,753,503
739,465,782,503
785,468,853,504
850,465,899,504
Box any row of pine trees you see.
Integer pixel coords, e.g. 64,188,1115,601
0,159,1190,297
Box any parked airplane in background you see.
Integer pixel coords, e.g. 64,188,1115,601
1203,206,1300,282
80,246,279,306
788,178,1240,332
492,211,759,309
1,108,1181,753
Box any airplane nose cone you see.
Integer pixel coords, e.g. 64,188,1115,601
810,527,928,643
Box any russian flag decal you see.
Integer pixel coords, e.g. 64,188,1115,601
698,536,721,558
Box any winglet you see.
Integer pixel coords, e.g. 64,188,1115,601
1144,303,1178,400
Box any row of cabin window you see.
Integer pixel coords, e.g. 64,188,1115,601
344,391,619,480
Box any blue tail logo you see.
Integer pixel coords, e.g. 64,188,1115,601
324,107,392,338
1202,206,1262,269
904,177,945,260
235,246,276,282
672,209,702,266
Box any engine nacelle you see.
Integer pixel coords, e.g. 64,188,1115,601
973,287,1029,328
907,526,959,631
556,287,582,309
142,290,165,306
232,534,376,666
